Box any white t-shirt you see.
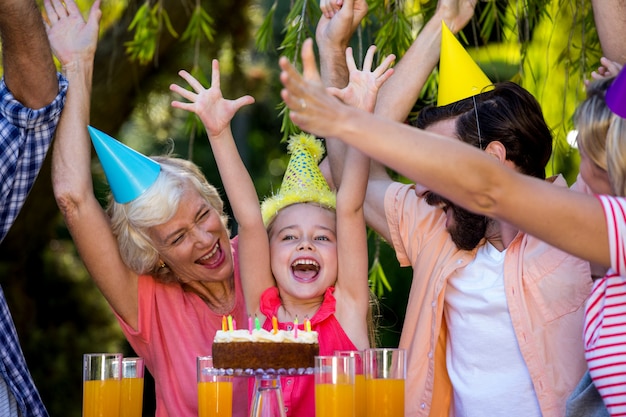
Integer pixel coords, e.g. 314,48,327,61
0,377,18,417
585,195,626,416
444,242,541,417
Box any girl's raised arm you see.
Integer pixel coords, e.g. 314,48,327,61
170,62,274,317
329,45,395,349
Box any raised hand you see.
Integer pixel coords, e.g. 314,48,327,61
280,38,348,139
590,57,624,82
436,0,478,33
170,60,255,139
320,0,343,18
327,45,395,112
316,0,367,50
44,0,101,69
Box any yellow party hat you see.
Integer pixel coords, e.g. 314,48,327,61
437,21,493,106
261,133,336,226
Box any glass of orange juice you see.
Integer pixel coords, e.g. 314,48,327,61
315,355,355,417
197,356,233,417
121,357,144,417
364,348,406,417
82,353,122,417
335,351,365,417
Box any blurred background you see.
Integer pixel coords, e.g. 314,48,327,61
0,0,603,415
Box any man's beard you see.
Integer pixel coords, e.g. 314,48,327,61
424,191,488,251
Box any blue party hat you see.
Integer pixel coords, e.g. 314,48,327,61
87,126,161,204
606,68,626,119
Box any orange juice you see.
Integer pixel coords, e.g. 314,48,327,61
355,374,366,417
315,382,355,417
83,379,121,417
198,380,233,417
365,378,404,417
120,377,144,417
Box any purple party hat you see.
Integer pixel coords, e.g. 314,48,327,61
606,68,626,118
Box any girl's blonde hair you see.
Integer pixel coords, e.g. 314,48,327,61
607,116,626,197
574,76,626,197
575,78,614,171
107,156,229,283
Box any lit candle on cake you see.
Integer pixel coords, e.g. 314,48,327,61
294,316,299,339
305,316,311,332
248,315,253,334
222,315,227,332
255,314,261,331
272,316,278,334
232,317,237,331
227,315,233,332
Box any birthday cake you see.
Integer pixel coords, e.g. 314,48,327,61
212,328,319,370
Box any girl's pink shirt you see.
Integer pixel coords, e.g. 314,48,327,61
114,238,248,417
258,286,357,417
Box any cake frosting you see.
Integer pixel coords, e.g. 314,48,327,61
213,328,318,344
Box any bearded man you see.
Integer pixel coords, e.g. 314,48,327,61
317,5,591,415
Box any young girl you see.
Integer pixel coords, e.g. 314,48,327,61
566,63,622,417
170,45,394,416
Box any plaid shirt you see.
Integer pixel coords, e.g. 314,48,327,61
0,73,67,417
0,74,67,242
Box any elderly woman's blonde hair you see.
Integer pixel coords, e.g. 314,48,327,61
107,156,229,283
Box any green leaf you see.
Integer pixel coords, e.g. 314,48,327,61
368,257,392,298
256,1,277,52
125,2,179,65
181,5,215,45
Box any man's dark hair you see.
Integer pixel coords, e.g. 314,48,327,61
413,97,476,130
415,81,553,180
456,81,552,179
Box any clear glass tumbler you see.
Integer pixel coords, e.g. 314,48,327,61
249,374,286,417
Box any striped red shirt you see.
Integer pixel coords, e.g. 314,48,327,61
585,195,626,416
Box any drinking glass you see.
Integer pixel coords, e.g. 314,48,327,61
315,355,355,417
250,374,287,417
197,356,233,417
364,348,406,417
82,353,123,417
121,357,144,417
335,350,365,417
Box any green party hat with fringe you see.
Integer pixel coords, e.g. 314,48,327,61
261,133,336,226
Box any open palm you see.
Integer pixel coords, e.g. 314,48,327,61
170,60,254,139
328,45,395,112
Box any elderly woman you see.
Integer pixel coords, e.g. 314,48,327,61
48,1,247,416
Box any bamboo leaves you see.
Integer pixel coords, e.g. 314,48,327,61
125,1,178,65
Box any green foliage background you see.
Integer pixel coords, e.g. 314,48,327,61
0,0,604,415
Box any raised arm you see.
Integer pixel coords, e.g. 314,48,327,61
279,40,611,268
170,62,273,317
0,0,58,107
319,0,477,242
50,0,144,329
318,0,477,118
324,44,394,349
316,0,368,89
375,0,477,121
591,0,626,65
